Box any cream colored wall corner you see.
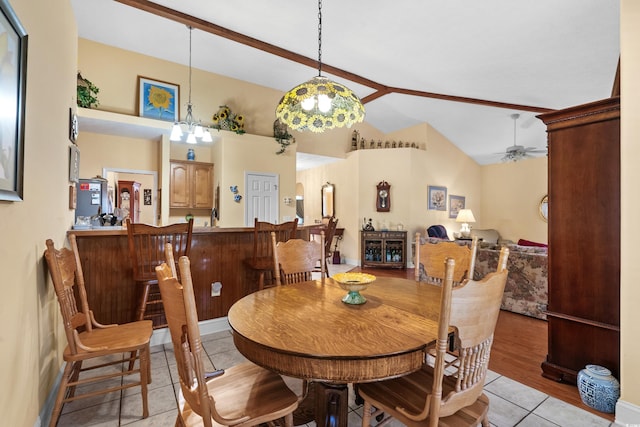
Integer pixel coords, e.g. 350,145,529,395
481,157,548,244
296,123,484,265
617,0,640,424
0,1,78,425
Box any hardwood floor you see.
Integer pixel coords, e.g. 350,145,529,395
349,266,614,422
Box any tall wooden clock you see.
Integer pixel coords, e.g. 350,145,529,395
376,181,391,212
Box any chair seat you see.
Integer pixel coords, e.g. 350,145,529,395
358,366,489,426
178,362,298,426
63,320,153,361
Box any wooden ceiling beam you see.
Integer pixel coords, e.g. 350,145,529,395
116,0,554,113
390,87,555,113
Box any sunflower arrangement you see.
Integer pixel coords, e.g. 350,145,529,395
211,105,245,134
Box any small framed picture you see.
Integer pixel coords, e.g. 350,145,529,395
143,188,152,205
69,108,78,143
69,145,80,183
428,185,447,211
68,183,77,209
449,195,465,218
137,76,179,122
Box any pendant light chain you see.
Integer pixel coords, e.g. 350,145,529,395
170,25,214,143
188,26,193,106
317,0,322,77
274,0,365,132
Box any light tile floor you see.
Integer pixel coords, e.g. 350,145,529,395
55,329,614,427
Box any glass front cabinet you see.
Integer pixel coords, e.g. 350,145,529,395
360,230,407,269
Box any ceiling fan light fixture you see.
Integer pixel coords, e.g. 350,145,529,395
501,113,529,163
275,0,365,133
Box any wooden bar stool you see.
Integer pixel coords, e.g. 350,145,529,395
243,218,298,290
126,218,193,328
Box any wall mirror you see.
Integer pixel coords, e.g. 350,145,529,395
321,182,335,218
539,194,548,222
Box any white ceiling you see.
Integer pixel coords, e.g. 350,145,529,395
71,0,620,166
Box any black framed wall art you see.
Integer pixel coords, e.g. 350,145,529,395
0,0,27,201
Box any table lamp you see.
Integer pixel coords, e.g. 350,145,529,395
456,209,476,238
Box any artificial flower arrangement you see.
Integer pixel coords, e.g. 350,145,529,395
211,105,245,134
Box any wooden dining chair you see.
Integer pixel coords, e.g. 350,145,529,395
414,232,478,286
272,231,325,286
155,256,299,427
44,236,152,427
244,218,298,290
359,254,509,427
321,216,338,270
126,218,193,328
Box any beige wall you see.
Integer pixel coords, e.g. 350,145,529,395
0,0,78,425
215,132,297,227
1,2,632,426
481,156,548,243
78,38,361,160
620,0,640,418
297,122,485,265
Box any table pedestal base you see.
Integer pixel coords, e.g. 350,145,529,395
315,382,349,427
293,382,349,427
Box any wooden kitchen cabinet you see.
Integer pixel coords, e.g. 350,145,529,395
169,160,214,209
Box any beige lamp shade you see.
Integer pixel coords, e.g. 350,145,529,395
455,209,476,223
456,209,476,237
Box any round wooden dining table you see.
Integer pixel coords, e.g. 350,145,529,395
227,276,444,427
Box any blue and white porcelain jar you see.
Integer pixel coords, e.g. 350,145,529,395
187,148,195,161
577,364,620,413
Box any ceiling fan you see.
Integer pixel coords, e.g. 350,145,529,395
500,113,547,162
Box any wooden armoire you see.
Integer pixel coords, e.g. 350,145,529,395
538,97,620,384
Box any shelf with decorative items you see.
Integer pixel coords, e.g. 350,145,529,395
211,105,245,135
350,130,424,151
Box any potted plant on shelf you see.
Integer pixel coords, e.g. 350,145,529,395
77,72,100,108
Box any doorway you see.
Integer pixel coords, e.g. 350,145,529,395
103,167,158,225
245,172,279,225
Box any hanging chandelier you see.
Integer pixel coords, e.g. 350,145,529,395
275,0,365,133
170,26,213,144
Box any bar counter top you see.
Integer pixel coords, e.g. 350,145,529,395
68,225,313,326
68,226,254,236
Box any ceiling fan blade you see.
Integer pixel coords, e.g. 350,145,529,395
523,147,547,153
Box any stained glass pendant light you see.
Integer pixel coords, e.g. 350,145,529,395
170,26,213,144
275,0,365,133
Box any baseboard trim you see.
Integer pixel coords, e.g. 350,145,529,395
36,365,65,427
615,399,640,425
150,316,230,346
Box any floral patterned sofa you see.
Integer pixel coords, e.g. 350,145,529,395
473,243,548,320
416,237,548,320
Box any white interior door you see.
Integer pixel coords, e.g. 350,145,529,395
245,172,279,225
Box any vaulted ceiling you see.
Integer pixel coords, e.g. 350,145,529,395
72,0,620,165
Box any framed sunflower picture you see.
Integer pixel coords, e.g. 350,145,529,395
137,76,179,122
